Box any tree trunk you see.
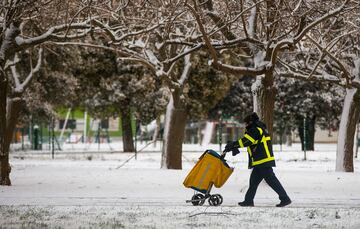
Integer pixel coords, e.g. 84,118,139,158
286,133,292,146
251,73,277,136
0,75,9,185
161,93,187,169
297,115,316,151
0,97,23,185
121,106,135,153
336,87,360,172
152,116,161,148
286,127,292,146
0,74,6,153
354,124,359,159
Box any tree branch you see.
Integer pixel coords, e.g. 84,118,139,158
293,0,350,44
277,58,343,86
51,41,157,73
15,20,92,49
186,2,218,63
11,47,43,94
306,35,351,81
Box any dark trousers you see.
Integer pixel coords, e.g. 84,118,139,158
244,167,290,202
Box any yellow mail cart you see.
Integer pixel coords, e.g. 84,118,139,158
183,149,234,206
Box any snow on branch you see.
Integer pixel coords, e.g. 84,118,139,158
51,41,157,74
186,2,218,64
11,47,43,94
305,35,352,84
293,0,350,44
277,58,342,85
163,44,202,66
178,51,191,86
204,0,265,40
214,61,268,76
268,0,351,67
92,19,164,44
15,20,92,49
187,2,269,76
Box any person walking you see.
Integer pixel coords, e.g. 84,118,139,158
224,112,291,207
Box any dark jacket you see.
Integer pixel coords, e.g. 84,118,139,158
238,121,275,169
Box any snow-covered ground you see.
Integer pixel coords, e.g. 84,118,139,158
1,143,360,228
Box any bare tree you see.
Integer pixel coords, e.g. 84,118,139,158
278,3,360,172
186,0,352,135
91,1,205,169
0,0,93,185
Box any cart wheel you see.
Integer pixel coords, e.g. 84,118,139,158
208,194,220,206
191,194,205,206
215,194,223,205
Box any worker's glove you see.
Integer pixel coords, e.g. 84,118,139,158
231,148,240,156
224,141,240,153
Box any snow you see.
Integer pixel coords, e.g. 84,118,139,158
247,5,257,37
161,94,174,168
254,51,266,67
251,76,263,112
291,0,303,15
201,122,215,145
145,49,160,66
353,57,360,80
336,87,357,171
1,143,360,228
178,52,191,85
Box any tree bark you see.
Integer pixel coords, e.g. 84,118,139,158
0,97,23,185
251,72,277,136
336,88,360,172
354,124,359,159
0,74,6,153
121,106,135,153
161,93,187,169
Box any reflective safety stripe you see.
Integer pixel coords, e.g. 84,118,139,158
251,131,273,166
244,127,274,166
244,134,256,144
258,136,270,158
238,139,244,148
263,138,271,158
247,147,252,157
252,156,275,166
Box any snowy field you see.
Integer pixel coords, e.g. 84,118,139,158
1,143,360,228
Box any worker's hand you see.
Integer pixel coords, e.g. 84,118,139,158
232,148,240,156
224,141,240,153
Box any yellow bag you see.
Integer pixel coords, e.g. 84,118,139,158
183,150,234,194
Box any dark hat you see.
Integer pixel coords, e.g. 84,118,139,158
244,112,259,123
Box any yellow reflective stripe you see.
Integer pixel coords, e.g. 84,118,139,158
252,156,275,166
238,139,244,148
244,134,256,144
246,128,274,166
260,135,271,158
263,140,271,158
247,147,252,157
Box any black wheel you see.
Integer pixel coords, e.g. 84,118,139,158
215,194,223,205
191,194,205,206
208,194,220,206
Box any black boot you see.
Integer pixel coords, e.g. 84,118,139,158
276,199,291,207
238,201,254,207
